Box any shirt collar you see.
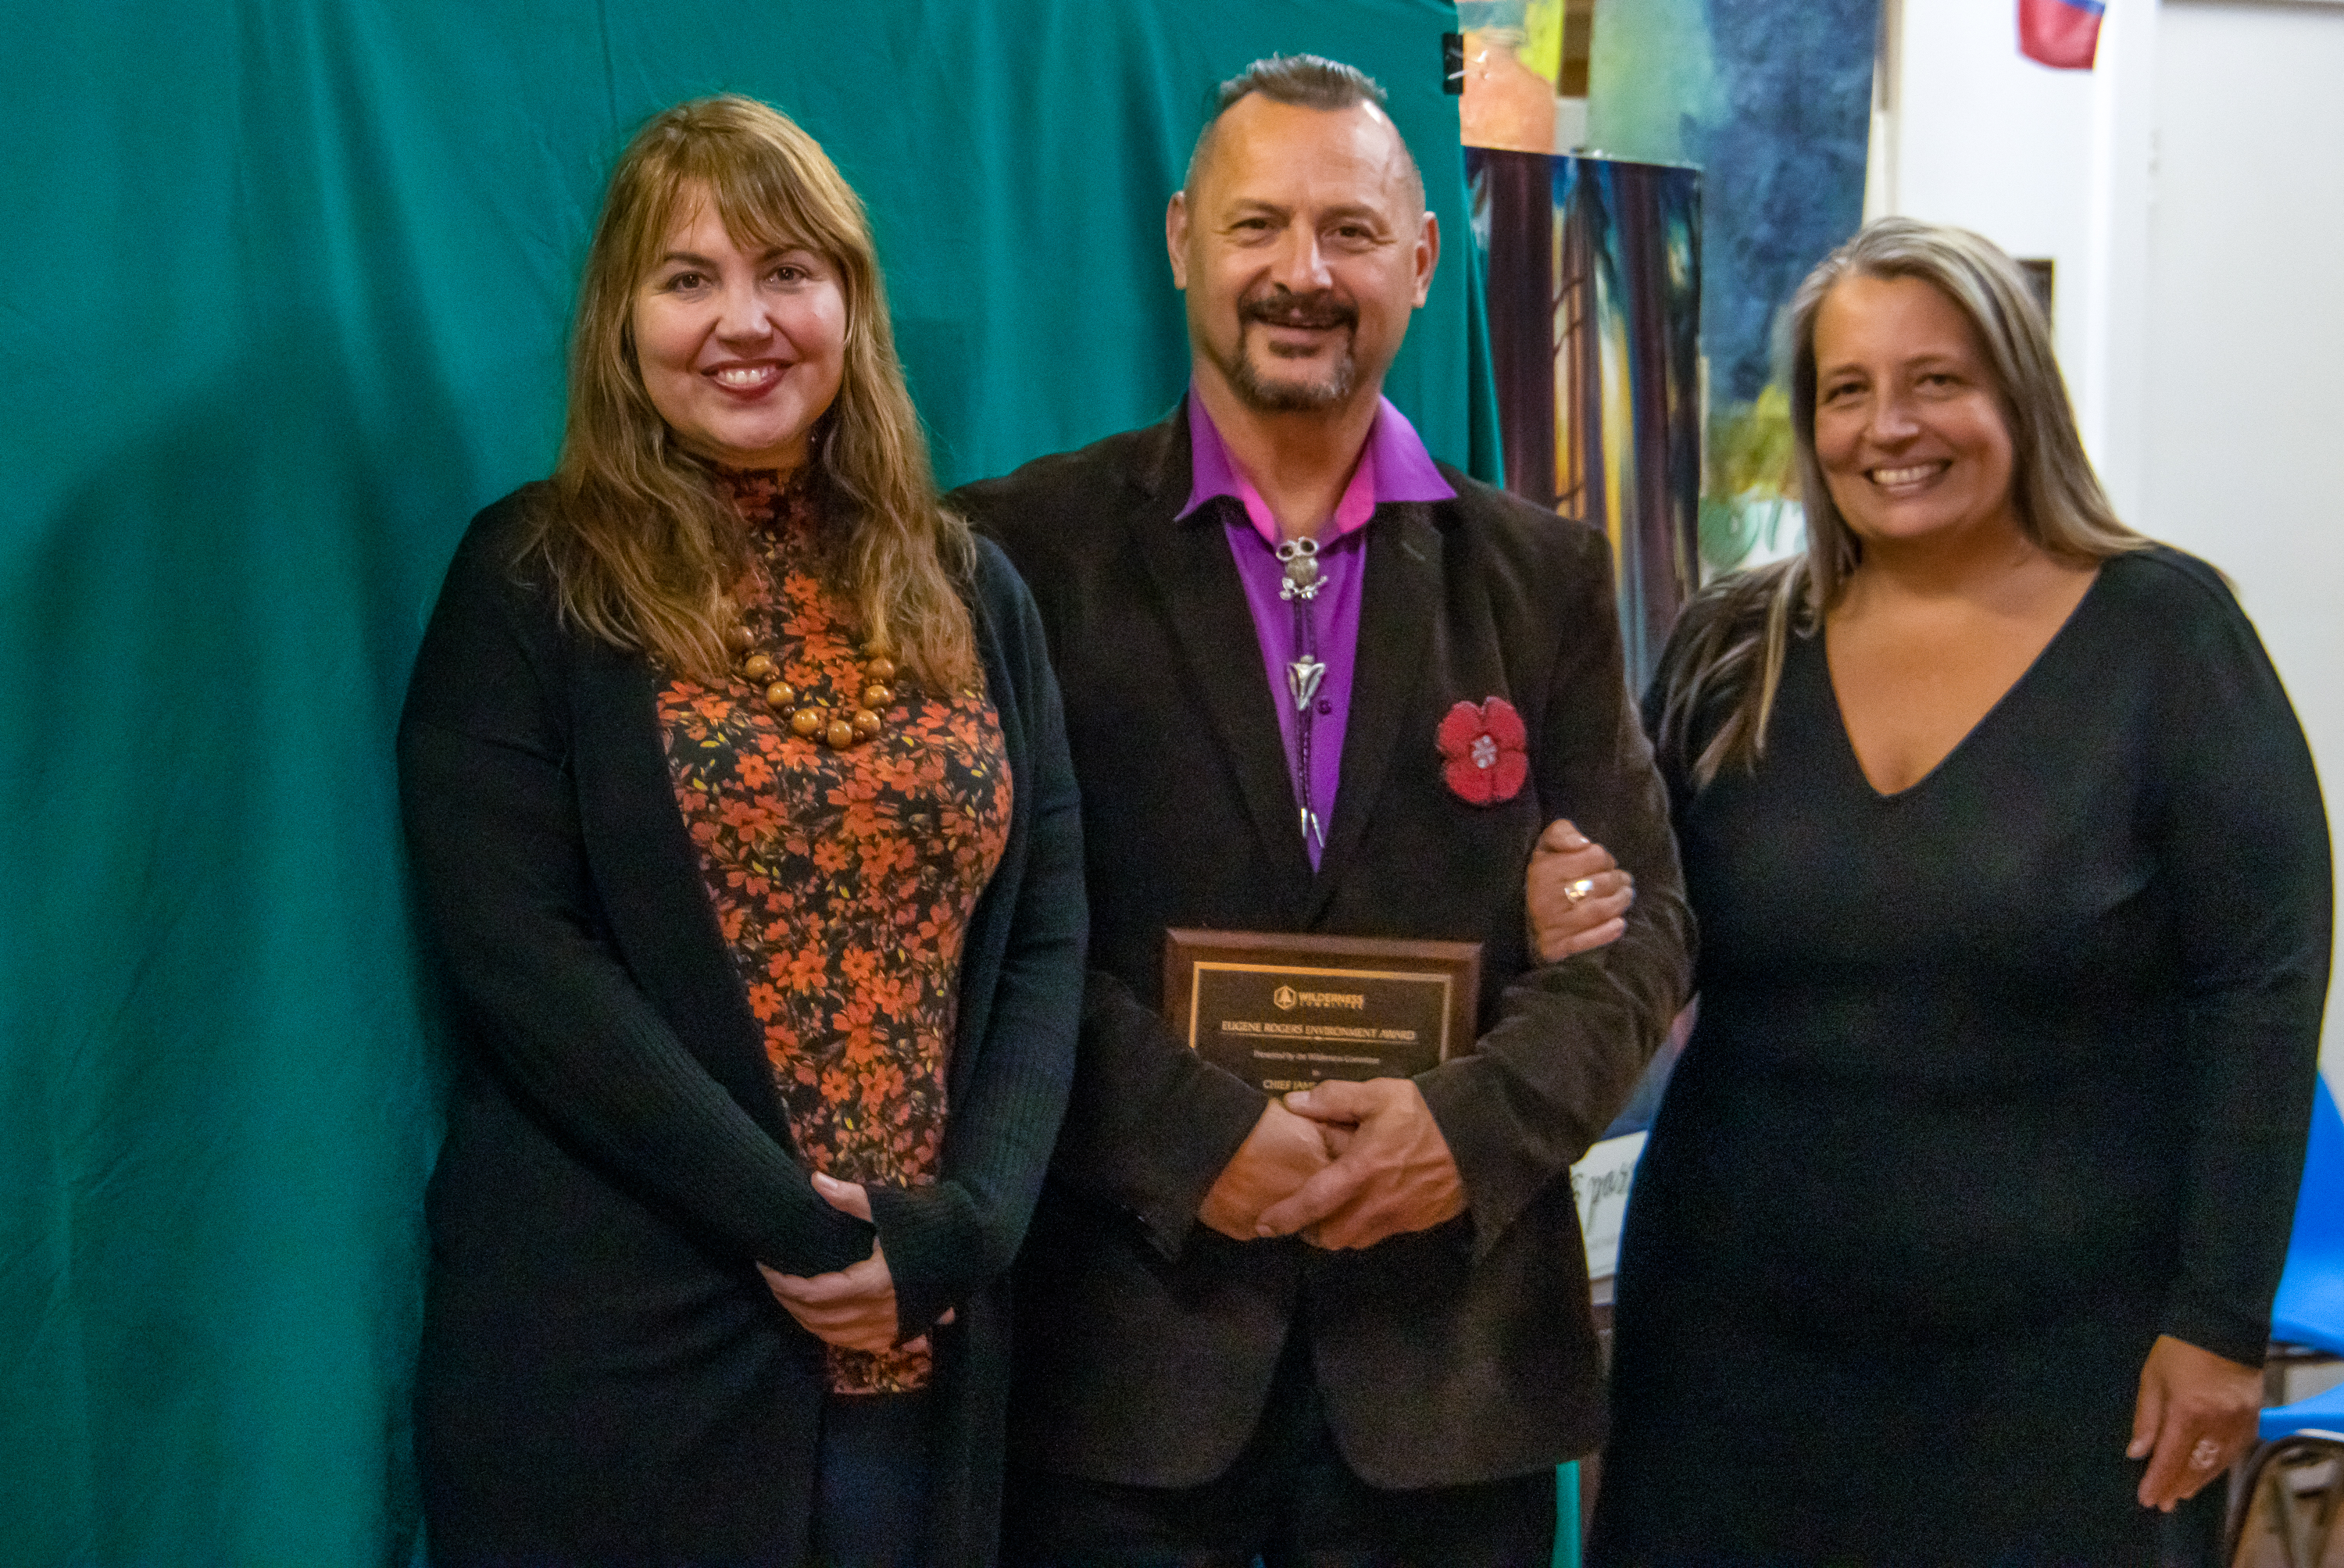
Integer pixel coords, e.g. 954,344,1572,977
1177,385,1456,547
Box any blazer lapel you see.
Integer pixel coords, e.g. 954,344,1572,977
1124,416,1318,910
1306,501,1443,922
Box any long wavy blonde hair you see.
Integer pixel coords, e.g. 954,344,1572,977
1654,217,2143,788
524,95,974,688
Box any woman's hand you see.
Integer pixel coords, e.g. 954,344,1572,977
2127,1333,2262,1511
760,1173,952,1354
1527,818,1635,963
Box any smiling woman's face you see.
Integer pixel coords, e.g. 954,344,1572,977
1812,273,2019,555
630,184,847,473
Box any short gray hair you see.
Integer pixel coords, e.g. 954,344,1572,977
1182,54,1424,212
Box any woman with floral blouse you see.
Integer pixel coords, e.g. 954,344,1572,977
398,95,1084,1568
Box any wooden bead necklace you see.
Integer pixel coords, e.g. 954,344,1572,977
721,614,899,751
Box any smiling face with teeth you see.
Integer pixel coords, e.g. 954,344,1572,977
1810,273,2020,558
629,187,847,474
1169,95,1436,420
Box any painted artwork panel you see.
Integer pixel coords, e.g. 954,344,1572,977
1586,0,1878,577
1467,148,1702,696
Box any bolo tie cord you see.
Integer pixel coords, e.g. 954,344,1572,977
1276,535,1329,851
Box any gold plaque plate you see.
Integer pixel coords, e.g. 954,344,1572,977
1164,928,1481,1094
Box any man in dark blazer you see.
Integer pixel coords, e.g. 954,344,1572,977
951,54,1690,1566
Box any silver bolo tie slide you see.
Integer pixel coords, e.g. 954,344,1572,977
1277,535,1327,847
1277,536,1327,710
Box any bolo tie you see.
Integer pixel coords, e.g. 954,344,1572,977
1275,534,1327,851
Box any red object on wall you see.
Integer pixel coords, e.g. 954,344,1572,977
2020,0,2105,70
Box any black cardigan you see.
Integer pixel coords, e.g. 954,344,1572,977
398,485,1084,1566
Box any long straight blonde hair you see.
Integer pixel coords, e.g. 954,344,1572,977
524,95,975,688
1654,218,2144,788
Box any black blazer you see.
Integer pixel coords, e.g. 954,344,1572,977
398,485,1085,1566
951,407,1692,1490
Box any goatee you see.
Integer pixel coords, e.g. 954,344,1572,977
1222,287,1359,413
1227,349,1357,413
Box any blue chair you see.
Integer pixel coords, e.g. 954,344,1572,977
2271,1074,2344,1357
2223,1078,2344,1566
2260,1376,2344,1446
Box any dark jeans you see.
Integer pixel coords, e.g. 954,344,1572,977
1002,1330,1556,1568
809,1390,933,1568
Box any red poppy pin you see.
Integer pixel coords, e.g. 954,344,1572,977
1437,698,1528,805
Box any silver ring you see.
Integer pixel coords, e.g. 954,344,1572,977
1563,877,1596,907
2189,1438,2221,1470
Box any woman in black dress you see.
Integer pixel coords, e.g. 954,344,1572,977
1585,219,2331,1566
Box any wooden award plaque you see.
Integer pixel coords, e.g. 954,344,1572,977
1163,928,1482,1095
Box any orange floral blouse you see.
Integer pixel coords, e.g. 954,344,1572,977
657,469,1011,1395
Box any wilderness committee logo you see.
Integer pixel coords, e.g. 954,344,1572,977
1272,985,1365,1012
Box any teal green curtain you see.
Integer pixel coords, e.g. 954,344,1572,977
0,2,1493,1563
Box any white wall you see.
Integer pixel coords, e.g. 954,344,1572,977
2140,1,2344,1077
1875,0,2344,1074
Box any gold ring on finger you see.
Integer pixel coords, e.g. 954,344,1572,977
1563,877,1596,906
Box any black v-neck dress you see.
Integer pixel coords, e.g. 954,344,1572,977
1590,547,2330,1566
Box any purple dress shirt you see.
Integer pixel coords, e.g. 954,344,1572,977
1177,391,1456,867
